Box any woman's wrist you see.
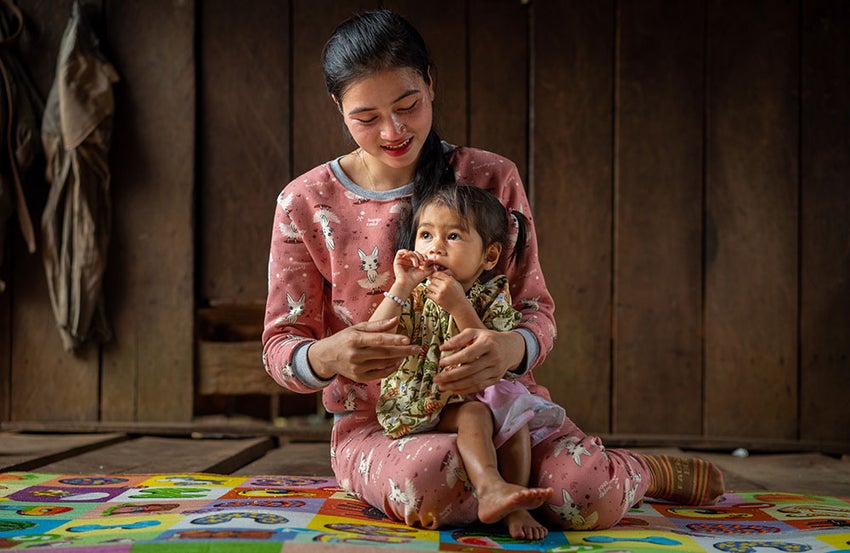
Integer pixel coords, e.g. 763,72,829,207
307,339,336,380
504,330,527,373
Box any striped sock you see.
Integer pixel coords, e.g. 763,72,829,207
641,454,725,505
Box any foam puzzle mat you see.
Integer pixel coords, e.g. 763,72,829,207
1,472,849,551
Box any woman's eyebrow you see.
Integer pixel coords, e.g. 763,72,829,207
347,89,421,116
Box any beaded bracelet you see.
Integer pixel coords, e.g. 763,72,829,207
383,291,410,308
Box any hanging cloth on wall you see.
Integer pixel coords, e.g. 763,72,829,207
0,0,43,293
41,0,119,350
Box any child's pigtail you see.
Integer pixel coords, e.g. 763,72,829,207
508,209,530,268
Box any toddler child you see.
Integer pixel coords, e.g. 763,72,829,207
372,185,565,539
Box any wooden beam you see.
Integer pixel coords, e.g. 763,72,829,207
34,435,275,474
1,420,332,442
234,441,333,476
0,432,127,471
695,451,850,497
198,341,283,395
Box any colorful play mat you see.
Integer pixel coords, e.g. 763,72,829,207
1,472,849,551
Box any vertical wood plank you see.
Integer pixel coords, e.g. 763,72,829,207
532,1,614,433
10,0,99,421
800,0,850,442
387,0,467,147
614,0,704,434
15,0,73,93
101,0,195,421
705,0,798,438
199,0,291,303
0,260,7,419
291,0,377,178
469,0,528,177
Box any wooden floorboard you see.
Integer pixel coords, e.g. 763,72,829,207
2,431,848,499
697,451,850,497
1,420,332,441
0,432,127,471
234,441,333,476
612,446,850,498
33,436,275,475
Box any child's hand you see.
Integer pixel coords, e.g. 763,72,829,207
424,271,467,313
392,249,434,291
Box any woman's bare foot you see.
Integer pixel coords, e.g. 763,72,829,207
504,508,549,540
477,481,553,525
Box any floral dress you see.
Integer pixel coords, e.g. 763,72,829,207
377,275,564,447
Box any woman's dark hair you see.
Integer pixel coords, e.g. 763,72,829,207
322,9,455,249
404,185,530,279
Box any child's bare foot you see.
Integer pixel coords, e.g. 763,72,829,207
504,508,549,540
477,481,553,525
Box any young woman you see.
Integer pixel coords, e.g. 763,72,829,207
263,9,724,533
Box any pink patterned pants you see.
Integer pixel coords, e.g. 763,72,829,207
330,410,651,530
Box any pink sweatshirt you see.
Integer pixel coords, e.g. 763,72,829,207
262,145,557,414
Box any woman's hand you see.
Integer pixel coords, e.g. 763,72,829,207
308,318,421,383
433,328,525,395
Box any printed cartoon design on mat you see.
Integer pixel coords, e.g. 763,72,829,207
0,473,848,551
712,540,813,553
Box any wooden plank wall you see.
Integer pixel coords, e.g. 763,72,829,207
1,0,847,445
3,0,194,422
800,0,850,441
7,0,103,422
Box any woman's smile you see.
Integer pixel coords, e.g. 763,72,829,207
382,137,413,157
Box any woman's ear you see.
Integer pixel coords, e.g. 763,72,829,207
483,243,502,270
427,66,435,101
331,94,342,112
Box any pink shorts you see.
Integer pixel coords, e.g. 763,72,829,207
475,379,565,448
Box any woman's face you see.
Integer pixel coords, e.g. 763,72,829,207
337,67,434,180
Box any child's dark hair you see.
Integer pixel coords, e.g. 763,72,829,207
322,9,455,249
403,185,530,276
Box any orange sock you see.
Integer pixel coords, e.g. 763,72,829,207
641,454,725,505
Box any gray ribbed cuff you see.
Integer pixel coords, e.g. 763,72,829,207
292,341,335,390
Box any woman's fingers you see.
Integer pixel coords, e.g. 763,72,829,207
351,319,420,353
313,318,418,382
348,321,420,373
433,328,525,394
434,360,500,395
365,362,403,381
355,317,400,334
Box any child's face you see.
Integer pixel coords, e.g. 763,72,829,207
413,203,501,290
